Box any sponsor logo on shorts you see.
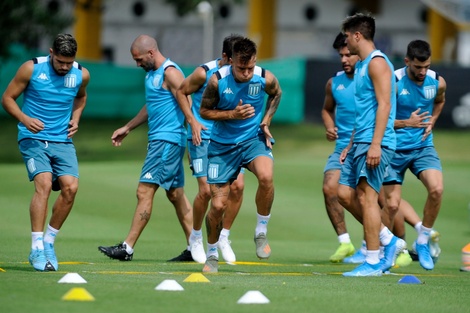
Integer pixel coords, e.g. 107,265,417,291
143,172,153,180
193,159,203,173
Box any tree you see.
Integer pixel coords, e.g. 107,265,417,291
0,0,73,61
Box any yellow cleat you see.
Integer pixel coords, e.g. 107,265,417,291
330,242,355,263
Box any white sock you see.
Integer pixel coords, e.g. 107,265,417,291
123,241,134,254
219,228,230,240
206,243,218,258
191,229,203,239
44,224,59,245
417,225,432,245
360,240,367,254
365,250,380,265
255,213,271,236
414,221,422,233
338,233,351,244
379,227,394,246
32,232,44,250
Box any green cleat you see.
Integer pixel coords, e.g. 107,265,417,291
330,242,355,263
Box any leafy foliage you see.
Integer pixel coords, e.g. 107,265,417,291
0,0,73,61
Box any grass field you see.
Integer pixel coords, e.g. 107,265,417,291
1,118,469,313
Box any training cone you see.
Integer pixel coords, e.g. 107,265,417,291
61,287,95,301
183,273,210,283
58,273,87,284
237,290,270,304
155,279,184,291
398,275,422,284
461,243,470,272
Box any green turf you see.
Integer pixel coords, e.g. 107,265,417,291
1,118,469,313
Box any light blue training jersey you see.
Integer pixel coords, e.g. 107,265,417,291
331,70,356,152
395,66,439,151
210,65,267,144
353,50,396,149
188,59,220,140
145,58,187,147
19,55,83,143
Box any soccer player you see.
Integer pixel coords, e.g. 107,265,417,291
1,34,90,271
338,13,406,276
175,34,245,264
199,37,282,272
98,35,194,262
321,32,361,263
382,39,446,270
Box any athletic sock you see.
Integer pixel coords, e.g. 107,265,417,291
379,227,394,246
365,250,380,265
123,241,134,254
219,228,230,241
32,232,44,250
338,233,351,244
414,221,422,234
44,224,59,245
255,213,271,236
206,243,218,258
417,225,432,245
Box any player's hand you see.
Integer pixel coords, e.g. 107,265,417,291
422,124,432,141
111,126,130,146
233,99,255,119
366,144,381,169
260,123,275,149
67,120,79,138
339,147,349,164
408,108,432,128
23,116,44,134
326,127,338,141
190,120,207,146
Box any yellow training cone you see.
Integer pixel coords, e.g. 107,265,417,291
183,273,210,283
61,287,95,301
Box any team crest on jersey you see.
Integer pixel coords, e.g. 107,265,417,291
424,86,436,99
64,74,76,88
248,83,261,96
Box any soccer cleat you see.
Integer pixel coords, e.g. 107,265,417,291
189,236,206,264
330,242,355,263
44,242,58,271
429,230,441,264
415,241,434,270
343,262,382,277
254,233,271,259
29,248,54,271
98,242,133,261
380,236,407,272
202,255,218,273
394,249,412,268
218,237,236,263
167,249,193,262
343,249,366,264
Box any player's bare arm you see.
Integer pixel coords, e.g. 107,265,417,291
111,105,149,146
1,60,45,134
260,71,282,128
69,67,90,138
368,57,392,168
322,77,338,141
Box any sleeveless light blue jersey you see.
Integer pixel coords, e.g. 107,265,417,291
210,65,266,144
331,71,355,152
145,58,187,146
395,67,439,150
188,59,220,140
19,55,83,142
353,50,396,149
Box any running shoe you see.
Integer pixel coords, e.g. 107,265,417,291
167,249,193,262
98,242,133,261
189,236,206,264
330,242,355,263
343,262,382,277
29,248,54,271
202,255,218,273
218,237,236,263
44,242,58,271
254,233,271,259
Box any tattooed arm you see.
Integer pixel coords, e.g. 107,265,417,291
260,70,282,148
